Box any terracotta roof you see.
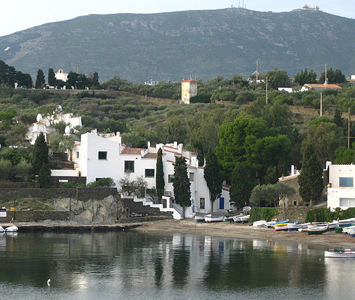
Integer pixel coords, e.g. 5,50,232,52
121,148,145,155
182,79,197,83
305,84,342,89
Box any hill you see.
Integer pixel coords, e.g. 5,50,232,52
0,8,355,82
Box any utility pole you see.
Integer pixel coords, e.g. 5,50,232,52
348,107,351,149
324,64,328,88
320,93,323,116
265,76,269,104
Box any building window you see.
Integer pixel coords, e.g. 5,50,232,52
77,152,80,158
340,198,355,207
145,169,155,178
339,177,353,187
189,172,194,181
200,198,205,209
125,161,135,173
168,175,175,183
98,151,107,160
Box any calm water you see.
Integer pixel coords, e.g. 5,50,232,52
0,230,354,299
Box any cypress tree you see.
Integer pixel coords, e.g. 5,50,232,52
173,157,191,218
48,68,56,86
35,69,45,89
204,150,223,212
156,148,165,200
32,132,51,187
298,144,324,206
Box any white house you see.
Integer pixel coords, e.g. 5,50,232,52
54,132,231,218
26,111,82,145
55,69,68,82
327,163,355,210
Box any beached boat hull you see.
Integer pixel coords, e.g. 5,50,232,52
195,216,205,223
5,225,18,232
204,215,224,223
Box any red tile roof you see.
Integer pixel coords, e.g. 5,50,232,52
121,148,145,155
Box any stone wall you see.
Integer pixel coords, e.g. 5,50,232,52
0,187,117,202
275,207,310,223
0,188,172,224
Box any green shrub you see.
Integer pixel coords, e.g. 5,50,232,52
249,207,278,223
87,177,115,188
306,207,355,222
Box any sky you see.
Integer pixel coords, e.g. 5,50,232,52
0,0,354,37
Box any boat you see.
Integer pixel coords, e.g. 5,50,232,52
324,249,355,258
195,215,205,223
223,216,235,223
5,225,18,232
307,224,329,235
233,214,250,224
253,220,268,227
0,226,4,233
204,214,224,223
274,225,289,231
287,223,308,232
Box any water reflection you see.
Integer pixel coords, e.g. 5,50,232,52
0,231,340,299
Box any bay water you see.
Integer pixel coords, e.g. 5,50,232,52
0,230,353,299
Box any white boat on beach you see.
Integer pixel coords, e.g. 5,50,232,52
233,215,250,224
0,226,4,233
324,249,355,258
204,214,224,223
253,220,268,227
5,225,18,232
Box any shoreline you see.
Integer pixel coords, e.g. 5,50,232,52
132,219,355,247
3,218,355,248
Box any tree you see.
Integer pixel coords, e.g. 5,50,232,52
48,68,56,86
0,158,12,180
35,69,45,89
118,174,148,197
319,68,346,84
265,69,290,89
31,133,51,187
38,164,51,188
173,157,191,217
156,148,165,200
250,182,295,207
230,162,258,209
298,144,324,206
294,68,317,86
204,150,223,212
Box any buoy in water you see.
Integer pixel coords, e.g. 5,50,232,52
47,279,51,286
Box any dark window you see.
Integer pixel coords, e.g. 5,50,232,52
98,151,107,160
339,177,353,187
168,175,175,183
200,198,205,209
77,152,80,158
145,169,155,178
125,161,135,173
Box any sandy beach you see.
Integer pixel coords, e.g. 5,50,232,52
133,219,355,247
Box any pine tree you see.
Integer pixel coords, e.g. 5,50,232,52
173,157,191,218
298,144,324,206
204,150,223,212
156,148,165,200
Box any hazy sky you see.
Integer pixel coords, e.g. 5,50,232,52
1,0,353,37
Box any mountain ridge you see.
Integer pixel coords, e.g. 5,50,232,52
0,8,354,82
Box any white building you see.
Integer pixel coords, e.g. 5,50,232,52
181,79,197,104
55,69,68,82
55,132,231,218
26,111,82,145
327,164,355,210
